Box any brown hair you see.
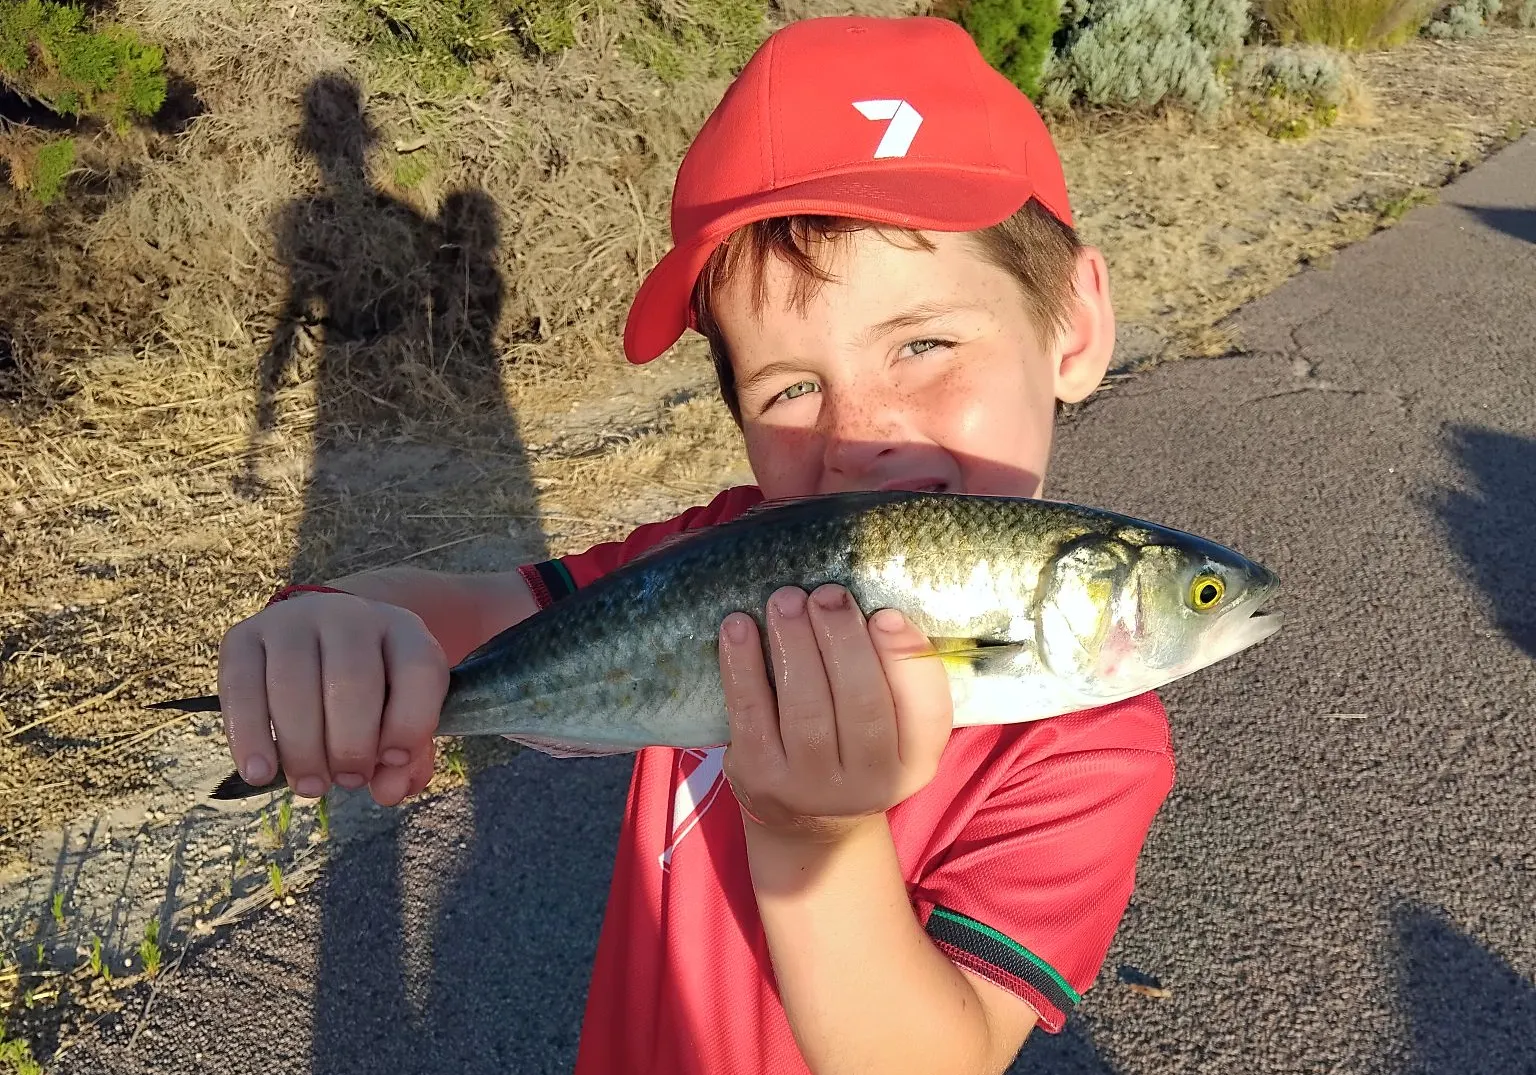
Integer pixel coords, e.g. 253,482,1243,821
690,198,1084,423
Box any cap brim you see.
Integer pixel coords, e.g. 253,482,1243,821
622,166,1043,364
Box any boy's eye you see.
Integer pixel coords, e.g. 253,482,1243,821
779,380,818,401
903,338,951,358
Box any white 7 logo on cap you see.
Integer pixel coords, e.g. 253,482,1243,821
853,99,923,159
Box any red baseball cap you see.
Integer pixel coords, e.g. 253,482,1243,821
622,15,1073,364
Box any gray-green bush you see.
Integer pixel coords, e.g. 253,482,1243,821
1042,0,1250,116
1235,43,1349,107
1427,0,1500,35
1232,43,1350,136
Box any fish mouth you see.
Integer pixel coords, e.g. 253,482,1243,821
1212,594,1284,658
1244,606,1284,638
878,477,951,493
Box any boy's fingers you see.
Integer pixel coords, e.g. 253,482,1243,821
378,613,448,764
719,612,786,774
406,747,436,796
869,609,952,786
368,759,415,807
318,623,386,790
263,630,331,798
805,584,898,777
367,745,434,806
764,587,839,778
217,623,276,787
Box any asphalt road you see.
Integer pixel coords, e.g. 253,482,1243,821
49,135,1536,1074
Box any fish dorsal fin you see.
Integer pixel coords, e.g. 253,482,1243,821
624,526,714,569
624,492,908,568
735,490,915,520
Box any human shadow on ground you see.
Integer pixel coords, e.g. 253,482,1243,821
1434,427,1536,658
306,753,633,1074
1008,1018,1120,1074
1394,903,1536,1073
1464,207,1536,245
242,71,562,1075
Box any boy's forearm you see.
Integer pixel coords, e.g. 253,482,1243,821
744,814,1021,1075
322,565,538,665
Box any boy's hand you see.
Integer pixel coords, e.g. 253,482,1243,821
718,585,953,842
217,591,449,806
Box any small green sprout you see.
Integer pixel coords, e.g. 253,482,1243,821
139,920,162,978
88,936,110,984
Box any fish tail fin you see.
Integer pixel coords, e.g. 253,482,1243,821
147,694,223,713
210,767,288,800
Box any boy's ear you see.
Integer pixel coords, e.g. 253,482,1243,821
1053,247,1115,405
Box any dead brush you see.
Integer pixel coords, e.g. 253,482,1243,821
1258,0,1440,48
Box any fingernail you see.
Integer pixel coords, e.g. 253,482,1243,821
723,614,750,644
334,772,366,790
872,608,906,633
242,755,272,785
811,585,848,610
295,776,327,798
771,588,807,617
381,748,410,767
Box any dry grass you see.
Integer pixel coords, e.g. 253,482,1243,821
1,0,1535,889
1259,0,1437,49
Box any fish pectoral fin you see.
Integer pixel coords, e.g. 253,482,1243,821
504,733,634,759
898,637,1026,673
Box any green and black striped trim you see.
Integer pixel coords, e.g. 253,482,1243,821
926,906,1080,1015
524,559,578,606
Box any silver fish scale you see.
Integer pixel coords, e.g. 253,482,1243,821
435,494,1133,749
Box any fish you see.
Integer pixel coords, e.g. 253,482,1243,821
153,491,1282,800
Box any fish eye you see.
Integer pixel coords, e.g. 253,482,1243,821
1188,572,1226,612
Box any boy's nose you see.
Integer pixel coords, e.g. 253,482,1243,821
821,396,907,475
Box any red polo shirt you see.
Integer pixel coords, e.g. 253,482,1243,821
517,485,1175,1074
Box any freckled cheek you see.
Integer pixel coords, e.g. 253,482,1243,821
743,424,823,495
934,370,1054,491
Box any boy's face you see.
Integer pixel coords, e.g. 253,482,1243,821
712,227,1116,502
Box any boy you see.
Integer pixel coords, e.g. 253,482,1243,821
217,16,1174,1074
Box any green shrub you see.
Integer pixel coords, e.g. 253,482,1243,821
1426,0,1499,35
1258,0,1434,48
1517,0,1536,26
507,0,580,55
33,136,75,205
347,0,507,92
0,0,167,130
621,0,768,85
952,0,1062,99
1043,0,1250,117
345,0,579,94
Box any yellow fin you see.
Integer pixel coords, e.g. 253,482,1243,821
898,637,1024,670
